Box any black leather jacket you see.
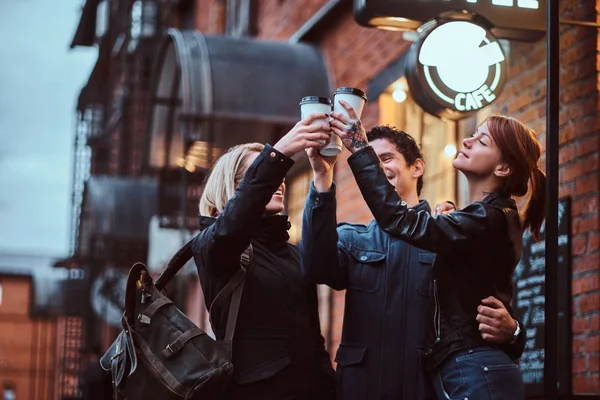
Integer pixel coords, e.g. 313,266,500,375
192,144,335,399
348,146,526,370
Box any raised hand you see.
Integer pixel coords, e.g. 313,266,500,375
330,100,369,153
274,114,331,157
432,201,457,217
306,147,337,192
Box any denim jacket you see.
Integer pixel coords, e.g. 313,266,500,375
301,183,437,400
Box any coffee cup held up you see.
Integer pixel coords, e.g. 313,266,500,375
299,88,367,156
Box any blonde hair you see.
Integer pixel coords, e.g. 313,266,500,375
199,142,264,217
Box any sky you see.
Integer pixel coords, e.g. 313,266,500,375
0,0,96,257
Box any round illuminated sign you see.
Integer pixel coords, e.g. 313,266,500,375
405,21,507,120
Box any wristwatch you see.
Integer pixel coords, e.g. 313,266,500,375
510,319,521,344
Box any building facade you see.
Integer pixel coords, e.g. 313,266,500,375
0,255,74,400
69,0,599,397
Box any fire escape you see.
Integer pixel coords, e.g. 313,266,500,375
59,1,166,397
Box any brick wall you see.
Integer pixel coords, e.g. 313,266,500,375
0,276,57,400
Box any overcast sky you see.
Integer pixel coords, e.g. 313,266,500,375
0,1,96,257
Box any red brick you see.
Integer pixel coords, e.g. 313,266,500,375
562,40,597,70
573,235,589,255
585,153,600,173
573,356,588,374
591,354,600,373
560,184,575,198
589,233,600,252
575,173,600,196
579,292,600,313
563,161,586,182
586,334,600,352
565,95,600,120
573,316,590,334
574,335,586,354
592,314,600,331
507,92,533,113
560,144,577,164
576,136,600,157
560,78,599,104
573,374,600,394
573,253,600,273
573,217,599,235
573,273,600,294
573,197,599,216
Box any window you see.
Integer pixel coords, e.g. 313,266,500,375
379,78,458,206
285,169,311,244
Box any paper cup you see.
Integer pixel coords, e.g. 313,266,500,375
333,87,367,118
300,96,332,146
322,88,368,156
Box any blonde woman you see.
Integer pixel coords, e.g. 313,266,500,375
192,113,336,400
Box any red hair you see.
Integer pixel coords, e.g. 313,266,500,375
485,115,546,241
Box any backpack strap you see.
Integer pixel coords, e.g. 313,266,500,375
154,236,195,291
209,244,253,342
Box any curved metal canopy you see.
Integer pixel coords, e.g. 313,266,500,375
147,29,332,170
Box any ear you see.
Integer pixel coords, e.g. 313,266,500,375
412,158,425,179
494,163,512,178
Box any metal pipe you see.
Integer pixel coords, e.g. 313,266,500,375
544,0,559,398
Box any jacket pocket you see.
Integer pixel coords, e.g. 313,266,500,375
233,355,291,385
347,246,385,293
417,251,435,297
335,345,367,400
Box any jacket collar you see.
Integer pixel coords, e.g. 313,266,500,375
414,200,431,214
481,192,517,210
198,215,216,231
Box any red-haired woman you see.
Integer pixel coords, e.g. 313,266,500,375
331,105,543,400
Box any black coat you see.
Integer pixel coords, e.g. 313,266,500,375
192,144,335,400
348,146,526,370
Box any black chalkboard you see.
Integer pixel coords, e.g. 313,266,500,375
513,197,571,398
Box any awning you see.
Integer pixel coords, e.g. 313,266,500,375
147,29,332,169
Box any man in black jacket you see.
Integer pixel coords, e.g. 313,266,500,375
301,125,525,399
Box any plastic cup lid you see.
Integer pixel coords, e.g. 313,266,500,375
334,87,368,101
300,96,332,106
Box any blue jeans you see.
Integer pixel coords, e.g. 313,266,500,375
431,346,524,400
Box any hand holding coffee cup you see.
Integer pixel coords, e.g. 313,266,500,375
299,97,332,143
274,113,331,157
330,100,369,154
322,87,368,156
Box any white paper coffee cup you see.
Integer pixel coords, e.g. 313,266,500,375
322,87,368,156
333,87,367,119
300,96,332,146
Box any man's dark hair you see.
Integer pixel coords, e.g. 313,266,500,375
367,125,424,196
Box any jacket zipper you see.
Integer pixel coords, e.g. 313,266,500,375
433,279,441,342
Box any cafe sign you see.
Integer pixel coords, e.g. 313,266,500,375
354,0,546,42
405,20,507,120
